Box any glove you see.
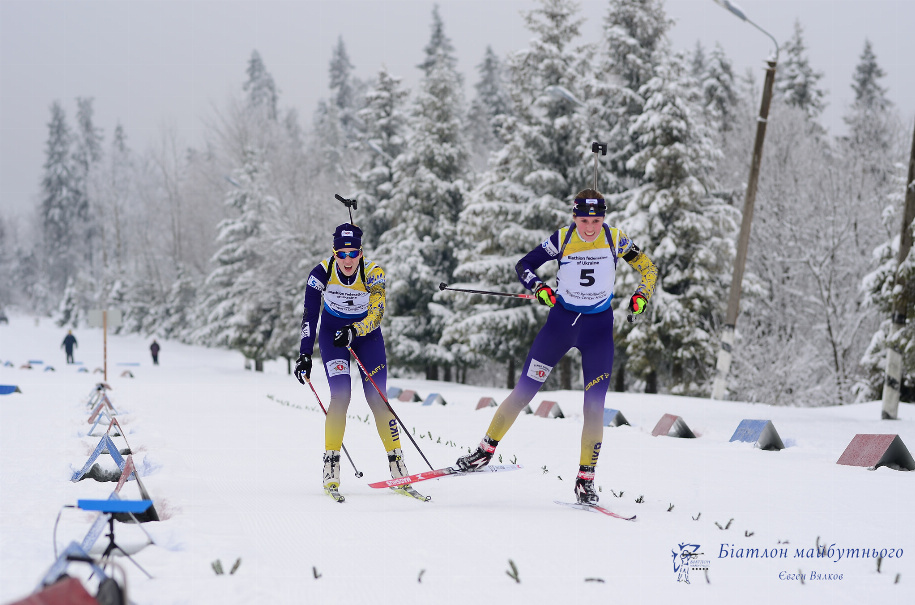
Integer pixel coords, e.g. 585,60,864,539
534,284,556,308
333,324,357,348
294,354,312,384
628,293,647,315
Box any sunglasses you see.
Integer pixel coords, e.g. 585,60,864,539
335,250,361,259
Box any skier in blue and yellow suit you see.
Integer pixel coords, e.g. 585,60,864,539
456,189,657,505
294,223,413,498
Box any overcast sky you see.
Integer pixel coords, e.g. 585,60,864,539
2,0,913,221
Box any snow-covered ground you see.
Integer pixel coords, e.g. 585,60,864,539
1,312,913,604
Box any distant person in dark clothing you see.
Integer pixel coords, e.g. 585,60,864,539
62,330,77,364
150,340,160,365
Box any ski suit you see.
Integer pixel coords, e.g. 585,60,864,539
299,255,400,453
483,223,657,466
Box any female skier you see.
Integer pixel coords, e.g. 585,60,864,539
455,189,657,505
294,223,420,501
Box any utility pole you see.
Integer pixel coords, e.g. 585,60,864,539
709,0,779,400
881,119,915,419
710,59,777,400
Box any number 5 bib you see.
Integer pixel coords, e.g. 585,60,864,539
555,226,617,314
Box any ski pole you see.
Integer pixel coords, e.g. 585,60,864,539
346,346,435,471
439,282,535,300
305,378,364,478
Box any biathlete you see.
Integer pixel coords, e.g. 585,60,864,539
294,223,420,501
455,189,657,505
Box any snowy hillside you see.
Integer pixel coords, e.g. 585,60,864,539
1,313,913,604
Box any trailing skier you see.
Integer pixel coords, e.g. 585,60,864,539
294,223,419,501
456,188,657,505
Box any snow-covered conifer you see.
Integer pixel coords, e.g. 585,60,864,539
244,50,278,121
417,4,458,77
700,43,738,133
444,0,591,387
40,101,78,296
467,46,511,167
610,55,734,394
375,19,471,380
350,66,410,244
776,20,825,121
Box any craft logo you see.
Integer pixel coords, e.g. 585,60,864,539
672,543,710,584
526,359,553,383
326,359,349,377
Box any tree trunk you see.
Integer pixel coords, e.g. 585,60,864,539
255,359,264,372
560,357,572,390
426,364,438,381
614,364,625,392
443,365,452,382
645,370,657,394
507,358,516,389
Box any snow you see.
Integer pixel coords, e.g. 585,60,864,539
1,313,914,604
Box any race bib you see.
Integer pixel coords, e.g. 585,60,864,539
527,359,553,383
326,359,349,377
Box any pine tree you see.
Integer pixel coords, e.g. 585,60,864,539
467,46,511,166
351,66,410,244
700,43,738,133
195,147,281,370
243,50,278,121
610,56,734,394
444,0,591,387
159,264,198,339
72,97,104,271
376,17,471,380
689,40,706,80
844,39,894,155
776,20,825,121
40,101,77,296
588,0,674,186
859,164,914,400
329,36,356,132
417,4,458,77
105,123,133,273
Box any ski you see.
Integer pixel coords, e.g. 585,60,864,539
390,485,431,501
554,501,636,521
325,486,345,503
369,464,523,489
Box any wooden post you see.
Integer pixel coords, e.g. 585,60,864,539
882,119,915,419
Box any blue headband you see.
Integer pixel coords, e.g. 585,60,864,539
573,197,606,217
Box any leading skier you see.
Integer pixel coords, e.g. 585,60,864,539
294,223,420,501
455,189,657,505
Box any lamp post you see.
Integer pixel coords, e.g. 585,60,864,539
710,0,779,400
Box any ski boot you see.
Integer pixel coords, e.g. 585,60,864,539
323,450,344,502
574,465,598,505
455,436,499,471
387,448,429,501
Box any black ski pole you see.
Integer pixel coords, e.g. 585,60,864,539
439,282,535,300
305,378,363,478
335,194,357,224
346,345,435,471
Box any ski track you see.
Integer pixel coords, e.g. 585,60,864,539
2,315,914,603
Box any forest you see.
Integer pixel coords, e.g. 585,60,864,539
1,0,912,406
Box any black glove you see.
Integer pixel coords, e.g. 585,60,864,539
294,354,312,384
333,324,357,348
